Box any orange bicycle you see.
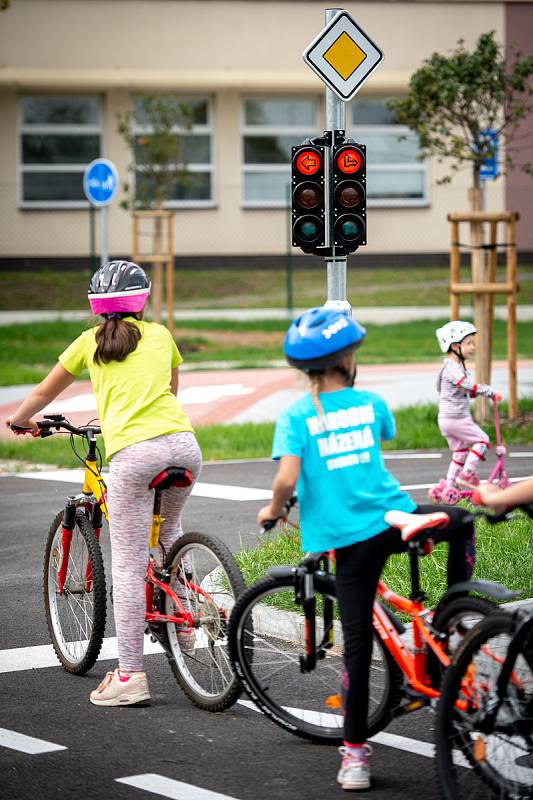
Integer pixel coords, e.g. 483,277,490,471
228,502,517,742
13,414,245,712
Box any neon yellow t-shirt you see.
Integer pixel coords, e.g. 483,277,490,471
59,318,193,459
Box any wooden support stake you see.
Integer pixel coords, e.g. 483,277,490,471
166,214,174,337
450,221,460,320
507,218,518,420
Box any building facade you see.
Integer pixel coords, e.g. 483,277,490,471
0,0,531,267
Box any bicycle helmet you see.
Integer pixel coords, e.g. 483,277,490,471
88,261,151,316
435,321,477,353
284,307,366,372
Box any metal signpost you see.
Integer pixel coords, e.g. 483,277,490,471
299,8,384,314
83,158,119,267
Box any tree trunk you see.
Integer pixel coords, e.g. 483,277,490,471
469,167,490,421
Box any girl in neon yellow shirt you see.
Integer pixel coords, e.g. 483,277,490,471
6,261,202,706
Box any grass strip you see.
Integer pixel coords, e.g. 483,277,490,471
1,317,532,385
1,267,532,310
235,506,533,609
1,400,531,468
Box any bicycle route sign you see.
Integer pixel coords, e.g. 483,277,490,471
83,158,119,207
303,10,384,102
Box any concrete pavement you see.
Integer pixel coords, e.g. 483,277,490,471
1,305,533,325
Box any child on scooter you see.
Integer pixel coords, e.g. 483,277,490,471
429,321,501,504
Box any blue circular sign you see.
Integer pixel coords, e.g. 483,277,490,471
83,158,119,207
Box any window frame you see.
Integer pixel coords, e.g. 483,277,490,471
18,94,102,209
241,96,321,208
349,119,428,208
132,95,215,209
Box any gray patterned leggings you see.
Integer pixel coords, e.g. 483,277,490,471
107,432,202,671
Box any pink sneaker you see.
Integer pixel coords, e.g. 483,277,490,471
457,471,480,489
89,669,150,707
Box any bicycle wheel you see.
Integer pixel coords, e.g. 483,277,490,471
158,531,245,712
435,610,533,800
228,573,403,744
428,596,496,686
43,509,107,674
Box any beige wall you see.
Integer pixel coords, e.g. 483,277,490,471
0,0,507,259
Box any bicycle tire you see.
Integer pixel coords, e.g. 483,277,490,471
428,596,496,686
228,573,403,744
43,509,107,674
157,531,245,712
435,610,533,800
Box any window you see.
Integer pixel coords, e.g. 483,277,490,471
242,97,320,206
133,96,213,207
349,99,427,206
19,95,102,207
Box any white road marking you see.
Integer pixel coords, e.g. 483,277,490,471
0,727,66,754
237,700,471,769
384,453,442,460
5,469,531,498
2,471,273,501
116,774,240,800
0,636,163,674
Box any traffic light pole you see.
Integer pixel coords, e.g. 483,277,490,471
323,7,351,316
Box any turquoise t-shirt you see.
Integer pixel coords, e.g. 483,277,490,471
272,387,416,552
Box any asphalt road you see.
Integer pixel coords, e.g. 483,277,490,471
1,451,532,800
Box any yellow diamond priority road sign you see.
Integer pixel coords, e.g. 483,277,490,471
304,11,384,101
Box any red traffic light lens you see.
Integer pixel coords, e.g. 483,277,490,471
334,181,364,209
335,147,364,175
293,182,322,211
295,148,322,176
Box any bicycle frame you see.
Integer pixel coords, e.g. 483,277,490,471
57,434,195,633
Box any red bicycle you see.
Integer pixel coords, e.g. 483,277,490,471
12,415,245,712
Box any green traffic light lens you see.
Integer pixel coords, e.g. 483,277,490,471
300,220,319,240
341,220,361,239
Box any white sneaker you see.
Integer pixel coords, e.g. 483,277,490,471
337,744,372,791
89,669,150,707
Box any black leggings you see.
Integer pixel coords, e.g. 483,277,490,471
335,503,476,744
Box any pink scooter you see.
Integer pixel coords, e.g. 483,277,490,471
429,397,511,505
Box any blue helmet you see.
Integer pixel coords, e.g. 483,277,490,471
284,307,366,371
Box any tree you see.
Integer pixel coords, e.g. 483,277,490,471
117,95,194,328
388,32,533,206
117,94,194,210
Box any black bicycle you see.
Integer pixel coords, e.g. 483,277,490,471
435,503,533,800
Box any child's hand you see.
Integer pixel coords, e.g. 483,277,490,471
257,504,285,529
475,484,508,514
493,392,502,402
5,416,39,435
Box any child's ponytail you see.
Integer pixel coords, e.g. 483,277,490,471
93,316,142,365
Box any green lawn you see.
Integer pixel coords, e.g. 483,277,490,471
1,265,532,310
2,399,532,468
1,317,532,385
235,506,533,607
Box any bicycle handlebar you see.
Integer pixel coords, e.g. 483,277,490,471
261,495,298,532
8,414,101,438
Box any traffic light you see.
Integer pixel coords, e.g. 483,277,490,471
331,142,366,252
291,144,326,254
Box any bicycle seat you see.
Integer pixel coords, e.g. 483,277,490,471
384,510,450,543
149,466,193,491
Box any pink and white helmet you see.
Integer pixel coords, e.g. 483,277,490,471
88,261,150,316
435,321,477,353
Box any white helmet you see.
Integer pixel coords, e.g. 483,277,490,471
435,321,477,353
